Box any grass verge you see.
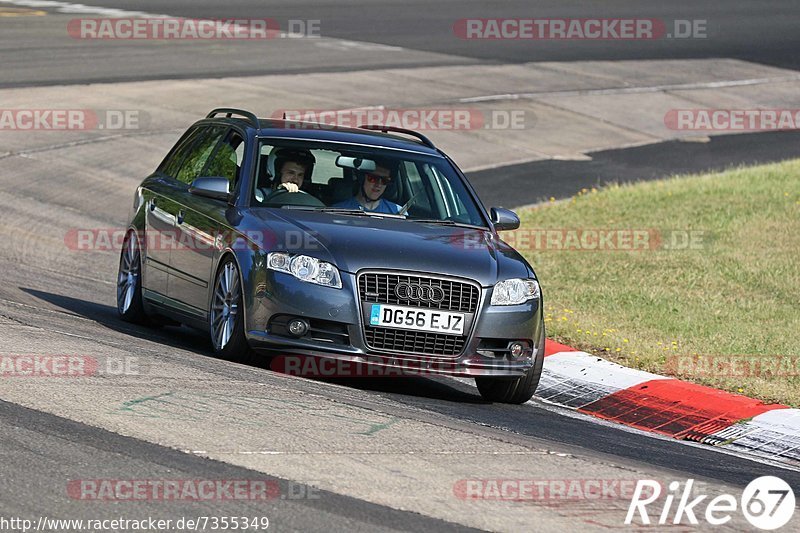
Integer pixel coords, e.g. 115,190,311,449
510,159,800,406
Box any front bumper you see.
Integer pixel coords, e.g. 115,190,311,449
245,269,542,378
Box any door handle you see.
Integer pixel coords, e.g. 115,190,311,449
177,210,185,225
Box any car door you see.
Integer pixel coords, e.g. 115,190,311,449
168,126,242,317
141,125,204,299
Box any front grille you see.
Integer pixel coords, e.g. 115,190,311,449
364,327,467,356
358,272,479,313
358,272,479,357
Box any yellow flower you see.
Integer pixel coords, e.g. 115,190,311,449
615,348,621,352
549,197,555,202
623,339,629,343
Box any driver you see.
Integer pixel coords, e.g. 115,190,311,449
333,162,401,214
272,149,315,193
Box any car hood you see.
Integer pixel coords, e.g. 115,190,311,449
251,209,532,285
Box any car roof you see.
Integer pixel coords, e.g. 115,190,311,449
196,110,443,156
257,119,441,155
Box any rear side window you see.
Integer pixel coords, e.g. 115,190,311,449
160,126,203,179
175,126,227,185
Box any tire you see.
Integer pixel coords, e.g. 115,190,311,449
475,322,545,404
209,257,255,362
116,231,148,324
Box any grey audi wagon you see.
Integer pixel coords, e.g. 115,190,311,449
117,108,544,403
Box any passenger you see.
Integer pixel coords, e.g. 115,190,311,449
272,149,315,193
333,163,401,214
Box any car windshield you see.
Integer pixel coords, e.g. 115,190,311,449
252,139,488,227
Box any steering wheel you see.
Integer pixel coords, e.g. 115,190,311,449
255,186,310,203
259,186,325,208
265,187,311,200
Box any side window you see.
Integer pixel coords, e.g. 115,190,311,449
176,126,226,185
424,164,483,224
160,126,203,179
202,130,245,188
429,165,459,217
403,161,433,215
310,149,341,184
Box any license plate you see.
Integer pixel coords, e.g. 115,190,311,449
369,304,465,335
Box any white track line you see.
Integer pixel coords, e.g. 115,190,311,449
459,75,800,103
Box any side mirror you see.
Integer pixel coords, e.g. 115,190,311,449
490,207,520,231
189,177,231,202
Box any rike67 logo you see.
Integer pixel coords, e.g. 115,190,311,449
626,477,795,530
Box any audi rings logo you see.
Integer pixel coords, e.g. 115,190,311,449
394,282,445,303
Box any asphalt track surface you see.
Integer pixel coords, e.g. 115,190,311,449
2,1,800,531
0,401,477,532
468,130,800,208
3,0,800,87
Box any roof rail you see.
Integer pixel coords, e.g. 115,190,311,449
206,108,260,130
357,124,436,149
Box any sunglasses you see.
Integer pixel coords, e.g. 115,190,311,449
365,173,392,186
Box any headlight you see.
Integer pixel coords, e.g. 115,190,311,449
491,278,539,306
267,253,342,289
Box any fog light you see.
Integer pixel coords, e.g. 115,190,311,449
509,342,525,358
287,318,309,337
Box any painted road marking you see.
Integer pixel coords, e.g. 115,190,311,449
115,391,400,436
459,74,800,103
0,7,46,16
0,0,167,18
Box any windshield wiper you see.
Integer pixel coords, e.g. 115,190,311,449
408,218,458,225
409,218,489,230
286,206,405,218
